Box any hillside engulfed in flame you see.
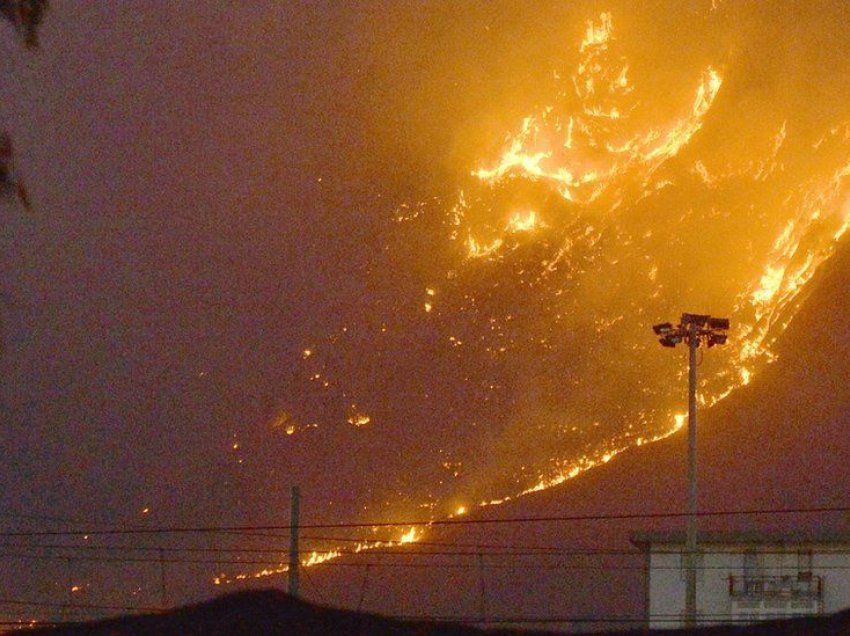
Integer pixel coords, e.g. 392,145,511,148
259,3,850,556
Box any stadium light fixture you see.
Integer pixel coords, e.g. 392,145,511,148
651,312,729,628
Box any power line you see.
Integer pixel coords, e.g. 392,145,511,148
2,505,847,625
11,549,850,573
0,552,286,566
0,543,292,555
8,539,850,558
218,531,591,553
391,613,798,625
300,535,584,552
0,541,635,557
0,605,804,626
215,561,850,572
0,597,160,613
0,547,818,572
0,503,847,537
6,540,850,560
0,547,834,561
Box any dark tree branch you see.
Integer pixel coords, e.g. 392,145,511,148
0,0,47,48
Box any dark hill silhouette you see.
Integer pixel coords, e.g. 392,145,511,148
21,589,497,636
20,589,850,635
302,239,850,629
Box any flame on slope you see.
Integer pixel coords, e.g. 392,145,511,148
243,8,850,585
517,124,850,494
227,410,688,583
464,13,722,259
431,16,849,497
507,210,542,233
215,526,422,585
731,152,850,371
243,157,850,575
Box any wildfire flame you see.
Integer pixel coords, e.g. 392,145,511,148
238,5,850,585
216,525,422,585
464,12,722,258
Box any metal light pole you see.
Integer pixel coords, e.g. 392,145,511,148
685,320,698,628
652,313,729,628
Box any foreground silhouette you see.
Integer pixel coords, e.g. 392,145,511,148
19,589,850,635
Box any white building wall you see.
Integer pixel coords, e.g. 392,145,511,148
646,543,850,629
816,551,850,614
648,550,741,628
647,552,681,628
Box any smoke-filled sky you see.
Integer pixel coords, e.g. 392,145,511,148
3,0,850,618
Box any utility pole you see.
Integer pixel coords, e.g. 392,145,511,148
159,547,167,610
477,551,487,624
63,558,73,623
288,485,300,597
685,321,698,627
652,313,729,628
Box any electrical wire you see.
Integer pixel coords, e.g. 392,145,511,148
0,597,160,613
3,550,843,573
5,541,850,559
0,503,847,537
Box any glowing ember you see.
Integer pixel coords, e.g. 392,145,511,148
506,210,542,233
347,405,371,428
398,527,420,544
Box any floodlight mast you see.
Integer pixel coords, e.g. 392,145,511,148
686,320,698,629
651,313,729,629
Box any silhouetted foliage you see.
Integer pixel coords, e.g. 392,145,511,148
0,0,44,212
0,0,47,48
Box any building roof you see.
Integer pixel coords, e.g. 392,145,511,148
630,530,850,550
